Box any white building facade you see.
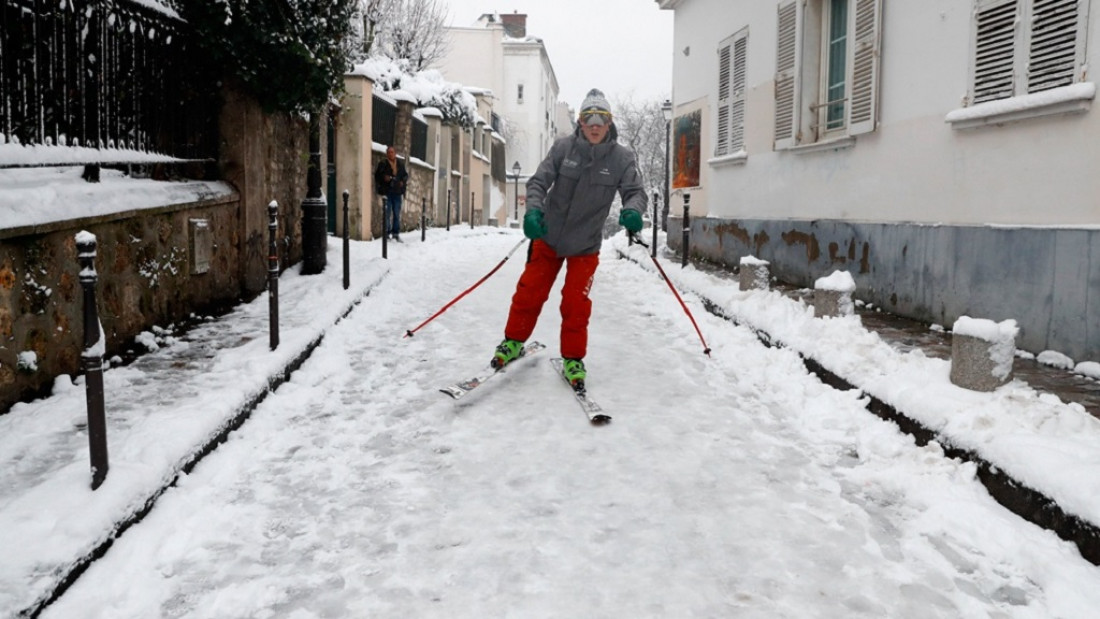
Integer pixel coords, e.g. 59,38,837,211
659,0,1099,362
439,13,562,225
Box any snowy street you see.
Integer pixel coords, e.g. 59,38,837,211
33,230,1100,618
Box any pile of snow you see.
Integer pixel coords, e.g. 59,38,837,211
350,56,478,127
814,269,856,292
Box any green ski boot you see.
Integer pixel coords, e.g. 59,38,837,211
491,339,525,369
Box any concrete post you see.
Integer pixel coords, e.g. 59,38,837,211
739,256,771,291
950,316,1018,391
814,270,856,318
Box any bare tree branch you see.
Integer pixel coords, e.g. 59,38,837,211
376,0,450,70
612,95,668,197
351,0,397,60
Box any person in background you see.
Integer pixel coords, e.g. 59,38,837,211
374,146,408,242
489,88,646,388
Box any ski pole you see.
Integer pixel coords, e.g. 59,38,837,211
629,232,712,356
404,237,528,338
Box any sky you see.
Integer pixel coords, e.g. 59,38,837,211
441,0,674,110
4,204,1100,615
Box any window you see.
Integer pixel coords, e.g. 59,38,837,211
716,28,748,157
773,0,882,149
970,0,1089,105
517,84,524,104
822,0,848,132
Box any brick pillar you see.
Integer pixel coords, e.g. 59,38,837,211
394,100,414,158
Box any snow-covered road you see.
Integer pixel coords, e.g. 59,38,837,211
42,230,1100,618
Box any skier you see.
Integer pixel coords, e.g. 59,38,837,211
490,88,647,387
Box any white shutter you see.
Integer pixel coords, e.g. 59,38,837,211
1027,0,1083,93
730,33,748,152
973,0,1018,104
774,1,799,149
716,42,732,156
848,0,882,135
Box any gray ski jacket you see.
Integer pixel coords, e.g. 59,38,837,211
526,127,647,257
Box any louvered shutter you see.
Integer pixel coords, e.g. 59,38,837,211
716,43,733,156
774,1,799,149
847,0,882,135
973,0,1018,104
1027,0,1083,93
730,34,748,152
717,30,749,157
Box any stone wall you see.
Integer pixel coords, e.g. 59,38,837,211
219,81,312,293
0,196,239,412
0,82,315,413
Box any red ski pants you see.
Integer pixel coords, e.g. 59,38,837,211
504,240,599,359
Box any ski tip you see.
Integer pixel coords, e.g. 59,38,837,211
439,387,464,400
590,414,612,426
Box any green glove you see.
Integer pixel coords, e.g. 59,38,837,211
619,209,643,233
524,209,547,240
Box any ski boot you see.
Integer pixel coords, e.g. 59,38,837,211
562,358,586,389
491,339,524,370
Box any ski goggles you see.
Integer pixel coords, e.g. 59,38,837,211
579,109,612,126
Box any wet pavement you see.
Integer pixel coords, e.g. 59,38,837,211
857,308,1100,420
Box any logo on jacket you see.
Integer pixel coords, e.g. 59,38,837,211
563,158,579,168
597,167,611,176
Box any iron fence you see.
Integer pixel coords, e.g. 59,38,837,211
372,95,396,147
410,116,426,161
0,0,217,159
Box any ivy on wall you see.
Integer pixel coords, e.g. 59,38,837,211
174,0,357,114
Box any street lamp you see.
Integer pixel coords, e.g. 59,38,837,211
512,161,522,223
661,99,672,233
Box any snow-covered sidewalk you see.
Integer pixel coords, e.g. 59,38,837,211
3,229,1100,617
0,240,388,616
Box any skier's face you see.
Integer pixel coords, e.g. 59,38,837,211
580,117,610,144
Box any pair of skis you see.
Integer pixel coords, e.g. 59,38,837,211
439,341,611,425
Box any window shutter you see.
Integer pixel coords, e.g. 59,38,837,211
718,30,749,157
730,34,748,152
716,43,732,156
848,0,882,135
774,1,799,149
973,0,1018,104
1027,0,1082,93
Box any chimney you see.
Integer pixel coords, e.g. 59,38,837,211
501,12,527,38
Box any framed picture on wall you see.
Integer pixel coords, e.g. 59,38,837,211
672,110,701,189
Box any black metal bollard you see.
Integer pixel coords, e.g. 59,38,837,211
446,189,452,232
77,232,109,490
301,114,327,274
681,194,691,269
652,191,659,258
268,201,280,350
382,195,388,259
342,190,350,290
421,198,427,242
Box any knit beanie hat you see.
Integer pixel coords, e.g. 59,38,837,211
579,88,612,125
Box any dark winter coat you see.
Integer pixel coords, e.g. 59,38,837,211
526,125,646,257
374,157,408,197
